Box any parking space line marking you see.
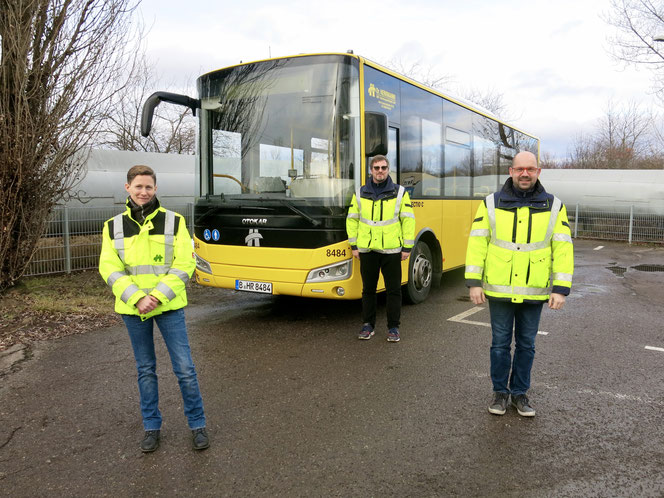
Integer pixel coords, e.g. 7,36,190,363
449,306,485,322
594,245,604,250
471,372,664,406
448,306,548,335
645,346,664,352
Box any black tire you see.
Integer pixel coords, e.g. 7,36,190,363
404,241,433,304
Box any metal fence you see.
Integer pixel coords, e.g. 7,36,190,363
569,204,664,244
25,204,194,277
23,203,664,277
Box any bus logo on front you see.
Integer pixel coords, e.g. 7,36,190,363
246,229,263,247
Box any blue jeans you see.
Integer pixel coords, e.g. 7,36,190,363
488,300,544,395
122,309,206,431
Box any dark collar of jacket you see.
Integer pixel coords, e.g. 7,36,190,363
494,178,553,210
126,196,161,224
360,176,399,201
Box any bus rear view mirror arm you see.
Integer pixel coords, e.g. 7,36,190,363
365,111,388,156
141,92,201,137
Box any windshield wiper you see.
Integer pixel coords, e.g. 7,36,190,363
280,200,321,227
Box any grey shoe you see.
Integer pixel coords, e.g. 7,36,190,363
140,430,160,453
512,394,536,417
488,392,509,415
192,427,210,450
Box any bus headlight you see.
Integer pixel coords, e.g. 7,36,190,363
195,254,212,274
306,259,352,283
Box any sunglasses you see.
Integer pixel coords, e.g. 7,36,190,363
372,165,388,171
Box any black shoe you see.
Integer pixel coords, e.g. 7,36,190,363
140,430,160,453
192,428,210,450
512,394,536,417
488,392,509,415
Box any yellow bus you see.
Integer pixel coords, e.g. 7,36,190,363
141,52,539,303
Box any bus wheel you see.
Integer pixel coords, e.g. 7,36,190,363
405,241,432,304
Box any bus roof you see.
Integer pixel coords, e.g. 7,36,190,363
198,52,538,142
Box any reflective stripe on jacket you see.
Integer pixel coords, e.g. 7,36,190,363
464,181,574,303
99,200,195,318
346,183,416,253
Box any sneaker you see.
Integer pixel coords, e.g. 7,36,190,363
512,394,536,417
358,323,374,340
387,328,400,342
140,430,160,453
192,428,210,450
488,392,509,415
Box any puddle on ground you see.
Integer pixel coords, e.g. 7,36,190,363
631,264,664,273
606,266,627,277
605,264,664,277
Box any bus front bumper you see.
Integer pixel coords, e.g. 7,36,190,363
194,264,363,300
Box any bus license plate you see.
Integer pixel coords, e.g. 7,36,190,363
235,279,272,294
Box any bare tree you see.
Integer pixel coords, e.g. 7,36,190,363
0,0,141,291
567,100,659,168
539,151,563,169
605,0,664,99
380,56,453,90
597,99,653,166
96,56,197,154
457,87,516,121
378,56,514,120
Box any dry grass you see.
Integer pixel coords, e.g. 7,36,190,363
0,270,119,351
0,270,222,352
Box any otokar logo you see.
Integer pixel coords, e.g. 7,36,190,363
242,218,268,225
245,229,263,247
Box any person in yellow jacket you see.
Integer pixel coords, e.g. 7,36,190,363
465,151,573,417
346,155,416,342
99,165,209,452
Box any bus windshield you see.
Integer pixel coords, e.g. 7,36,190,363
198,55,361,208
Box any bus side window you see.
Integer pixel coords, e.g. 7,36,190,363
388,127,398,184
400,81,442,199
442,100,472,198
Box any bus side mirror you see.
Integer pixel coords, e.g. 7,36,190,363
365,111,388,156
141,92,201,137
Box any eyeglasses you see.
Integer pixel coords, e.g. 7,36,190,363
372,165,388,171
511,167,539,174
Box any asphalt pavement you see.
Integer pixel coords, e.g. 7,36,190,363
1,239,663,497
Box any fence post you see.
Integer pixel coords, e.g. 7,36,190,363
574,203,579,238
63,206,72,273
628,205,633,245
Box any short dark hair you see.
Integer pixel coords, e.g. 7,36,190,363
127,165,156,184
370,155,389,168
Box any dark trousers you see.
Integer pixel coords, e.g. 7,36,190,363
359,251,402,329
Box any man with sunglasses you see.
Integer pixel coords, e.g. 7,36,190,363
346,155,416,342
465,151,574,417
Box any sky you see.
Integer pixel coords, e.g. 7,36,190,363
137,0,658,160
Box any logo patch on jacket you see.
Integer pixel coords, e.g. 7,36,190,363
154,254,163,263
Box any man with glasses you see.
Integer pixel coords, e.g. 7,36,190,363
465,151,574,417
346,155,416,342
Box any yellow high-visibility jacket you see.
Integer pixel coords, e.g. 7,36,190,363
465,179,574,303
99,199,195,318
346,178,416,254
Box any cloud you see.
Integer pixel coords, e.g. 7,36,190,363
136,0,661,162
